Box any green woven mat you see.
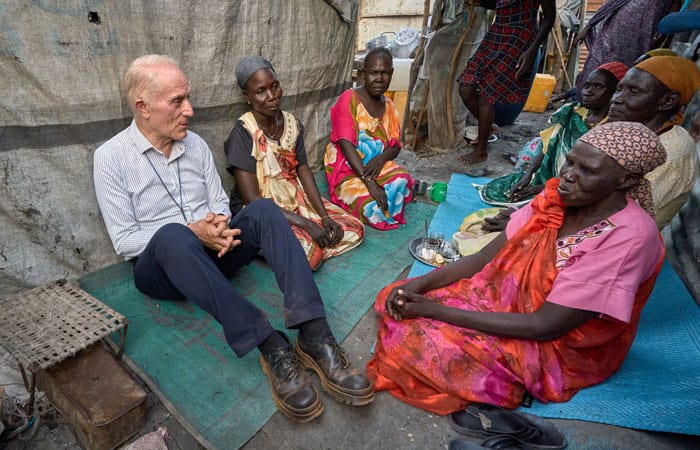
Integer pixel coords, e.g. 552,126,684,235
80,194,434,450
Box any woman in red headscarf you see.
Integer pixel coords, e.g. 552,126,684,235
480,62,628,205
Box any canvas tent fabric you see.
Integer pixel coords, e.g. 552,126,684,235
423,9,488,149
0,0,357,295
406,4,487,151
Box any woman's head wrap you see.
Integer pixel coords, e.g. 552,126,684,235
579,121,666,216
632,48,677,66
644,48,677,59
634,56,700,106
235,56,275,90
596,61,628,81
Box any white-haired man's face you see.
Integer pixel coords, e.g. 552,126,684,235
136,64,193,149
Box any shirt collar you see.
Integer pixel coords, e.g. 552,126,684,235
128,120,186,161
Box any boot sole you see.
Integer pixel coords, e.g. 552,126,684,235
295,342,375,406
259,355,324,423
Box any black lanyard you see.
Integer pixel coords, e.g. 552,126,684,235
144,151,189,223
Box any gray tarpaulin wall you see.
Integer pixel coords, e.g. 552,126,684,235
0,0,357,295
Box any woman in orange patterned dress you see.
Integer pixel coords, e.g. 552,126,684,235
324,47,414,230
368,122,666,415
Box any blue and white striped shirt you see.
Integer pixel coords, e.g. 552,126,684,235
93,120,230,259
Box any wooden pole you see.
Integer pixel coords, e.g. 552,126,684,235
569,0,589,84
446,5,477,142
402,0,438,140
412,82,430,150
551,27,573,89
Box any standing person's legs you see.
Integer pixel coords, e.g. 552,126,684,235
459,84,481,120
472,98,495,162
460,97,495,165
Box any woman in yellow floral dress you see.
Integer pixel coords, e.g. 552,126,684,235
324,48,414,230
225,56,364,270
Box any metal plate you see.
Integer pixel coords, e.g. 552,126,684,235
409,237,459,268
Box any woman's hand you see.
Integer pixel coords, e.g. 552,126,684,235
366,180,389,213
509,174,546,202
362,153,387,181
515,47,538,80
391,290,440,321
385,278,426,321
509,186,531,202
321,216,343,247
573,25,589,47
481,207,516,232
303,219,332,248
509,172,533,201
510,184,544,202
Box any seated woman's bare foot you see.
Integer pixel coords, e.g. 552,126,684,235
459,148,488,166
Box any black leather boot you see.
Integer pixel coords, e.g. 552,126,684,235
260,334,323,422
295,335,374,406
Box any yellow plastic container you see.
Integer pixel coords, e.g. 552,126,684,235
384,91,408,124
523,74,557,113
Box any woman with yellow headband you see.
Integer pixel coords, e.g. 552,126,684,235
367,122,666,430
609,55,700,227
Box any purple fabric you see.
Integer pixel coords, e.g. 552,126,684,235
576,0,676,93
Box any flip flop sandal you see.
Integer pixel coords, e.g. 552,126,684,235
449,436,536,450
448,404,566,450
481,435,528,449
449,404,528,438
464,136,480,146
448,438,490,450
464,135,498,146
463,167,492,178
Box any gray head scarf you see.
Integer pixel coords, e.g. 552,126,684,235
235,55,275,89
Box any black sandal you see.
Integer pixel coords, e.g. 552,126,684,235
448,404,566,450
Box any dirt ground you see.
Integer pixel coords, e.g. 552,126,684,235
2,110,699,450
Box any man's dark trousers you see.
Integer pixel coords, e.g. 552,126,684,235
133,199,326,356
